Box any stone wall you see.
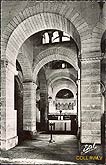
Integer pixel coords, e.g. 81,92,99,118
81,58,102,144
2,1,105,65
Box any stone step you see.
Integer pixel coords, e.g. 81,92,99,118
34,134,77,143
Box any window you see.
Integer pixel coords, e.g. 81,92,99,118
42,32,49,44
56,89,74,99
52,31,59,43
42,30,71,44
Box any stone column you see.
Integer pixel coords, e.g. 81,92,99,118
80,56,102,145
104,52,106,112
101,53,106,158
48,31,53,43
23,81,37,137
101,53,106,112
1,60,18,150
59,31,63,42
77,69,81,129
40,91,48,131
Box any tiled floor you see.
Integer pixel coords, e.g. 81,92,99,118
0,134,104,164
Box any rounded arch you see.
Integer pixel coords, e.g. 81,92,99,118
48,75,77,88
48,77,77,100
2,1,94,64
56,89,74,99
47,69,77,86
17,51,33,81
52,79,77,99
54,86,76,100
2,3,105,65
3,13,81,64
33,47,79,82
83,20,106,54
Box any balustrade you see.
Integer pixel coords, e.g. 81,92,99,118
55,99,76,111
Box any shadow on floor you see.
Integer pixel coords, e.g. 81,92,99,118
1,134,105,164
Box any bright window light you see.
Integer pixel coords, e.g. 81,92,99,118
62,36,70,41
62,32,70,41
52,31,59,43
62,63,65,69
63,32,70,37
43,32,49,44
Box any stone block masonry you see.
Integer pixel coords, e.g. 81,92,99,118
81,58,102,144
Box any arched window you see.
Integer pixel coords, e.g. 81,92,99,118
62,32,70,42
52,31,59,43
42,30,70,44
56,89,74,99
42,30,71,44
42,32,49,44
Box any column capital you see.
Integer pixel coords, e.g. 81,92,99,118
23,80,37,89
80,51,104,62
80,56,103,62
1,58,8,67
2,59,18,75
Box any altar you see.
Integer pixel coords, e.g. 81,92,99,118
48,98,77,133
49,120,71,131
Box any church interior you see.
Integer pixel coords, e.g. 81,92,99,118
1,1,106,164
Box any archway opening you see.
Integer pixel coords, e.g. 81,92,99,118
31,27,79,134
36,58,78,135
3,22,80,149
14,60,24,143
54,88,77,135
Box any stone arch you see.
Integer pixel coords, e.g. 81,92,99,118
2,3,105,64
47,69,77,86
53,85,77,100
48,75,77,87
33,47,79,82
81,19,106,54
51,79,77,99
17,51,33,81
2,13,81,64
2,1,95,63
48,77,77,100
56,89,74,99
